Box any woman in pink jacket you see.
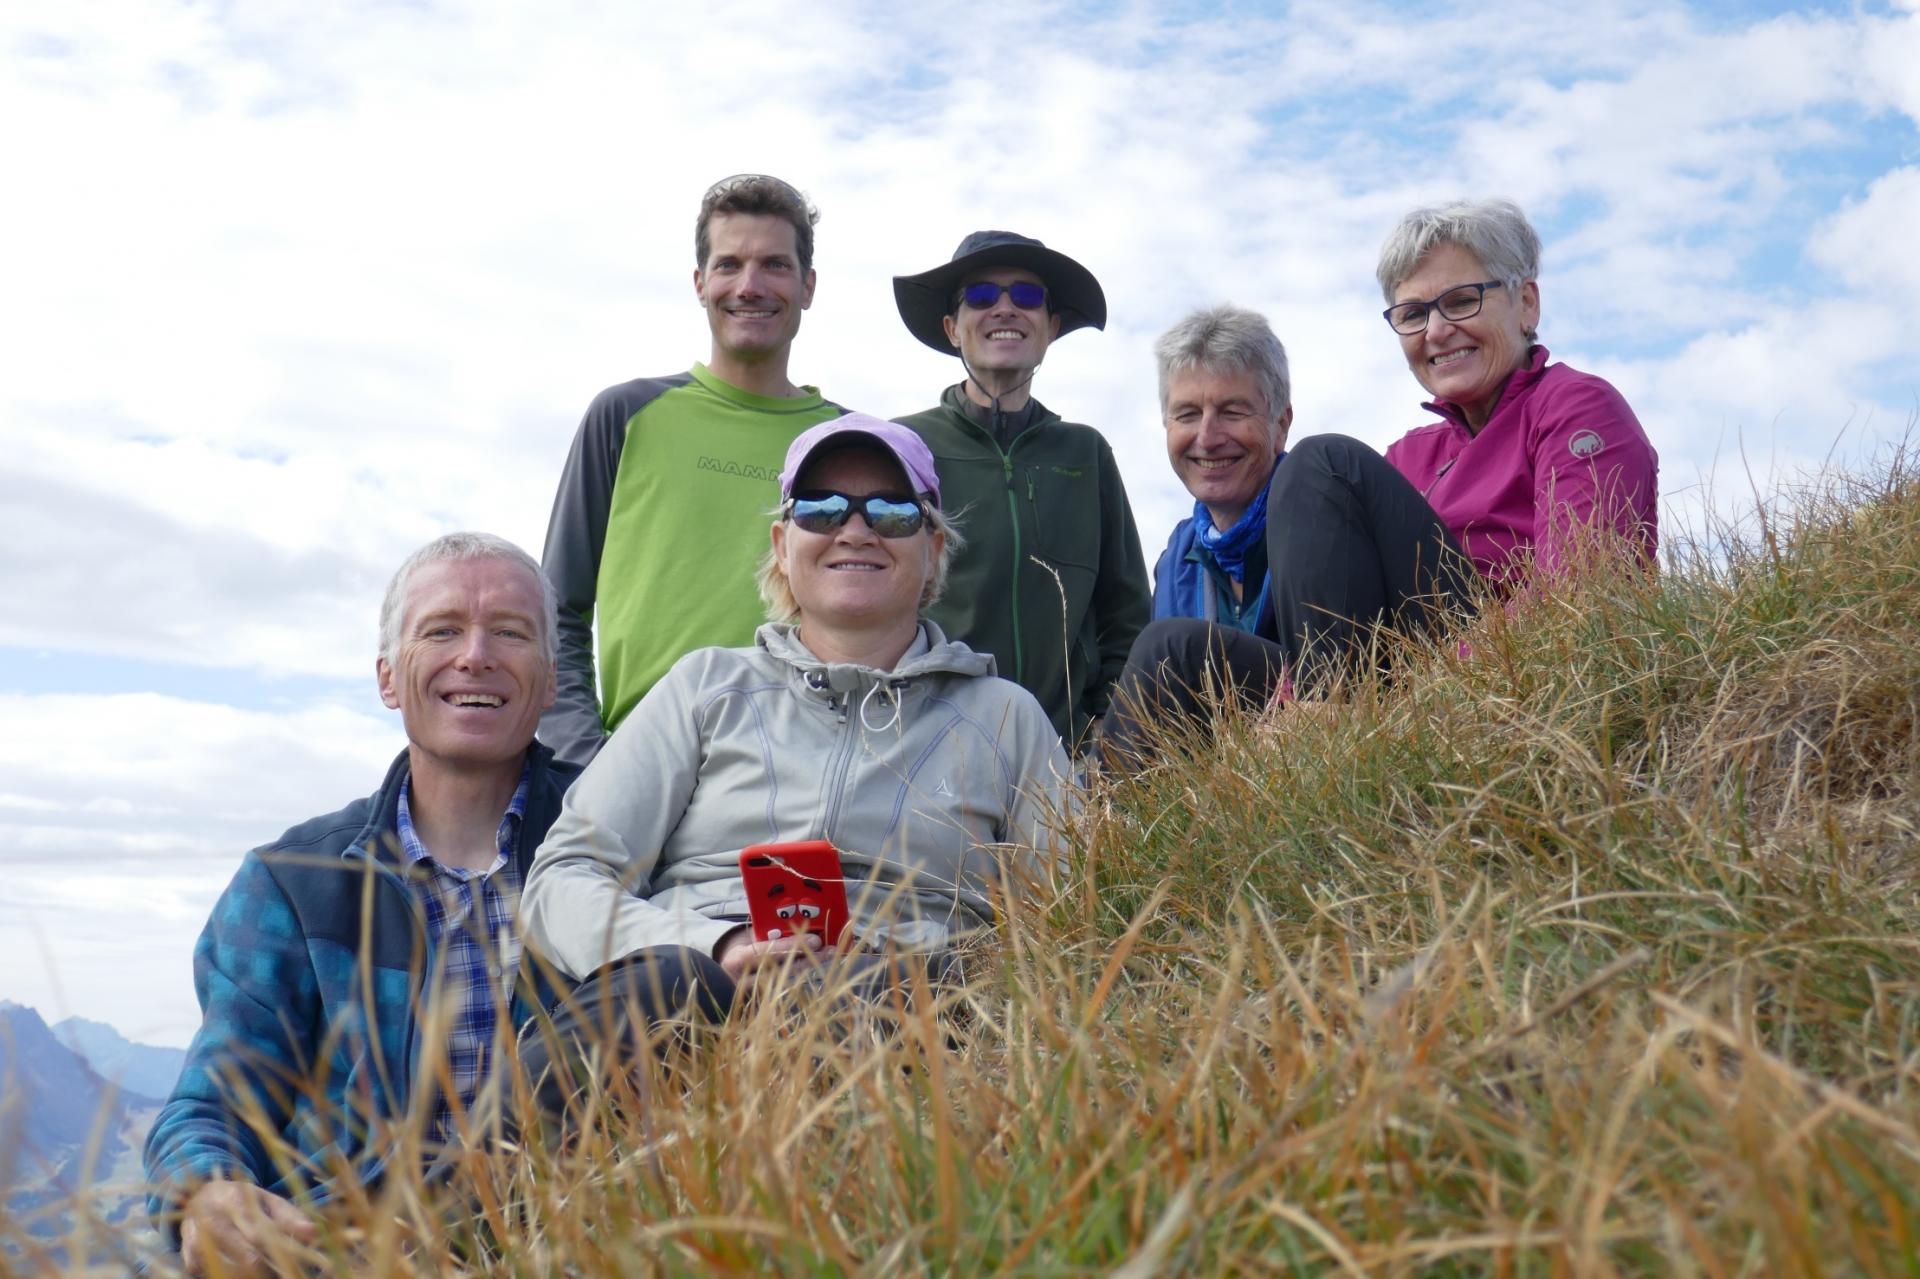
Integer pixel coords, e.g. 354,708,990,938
1106,198,1659,756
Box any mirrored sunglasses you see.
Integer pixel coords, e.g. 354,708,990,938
786,491,929,538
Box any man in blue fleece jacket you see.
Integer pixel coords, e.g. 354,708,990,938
1103,306,1294,759
144,532,579,1277
1145,304,1294,638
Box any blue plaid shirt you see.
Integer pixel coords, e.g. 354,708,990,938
395,763,530,1145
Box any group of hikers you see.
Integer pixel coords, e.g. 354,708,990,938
141,173,1659,1275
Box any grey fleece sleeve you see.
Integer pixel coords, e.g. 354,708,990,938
992,688,1077,896
522,655,735,979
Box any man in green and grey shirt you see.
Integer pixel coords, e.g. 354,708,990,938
539,175,843,766
892,231,1150,749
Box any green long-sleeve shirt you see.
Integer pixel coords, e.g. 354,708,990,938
539,363,843,765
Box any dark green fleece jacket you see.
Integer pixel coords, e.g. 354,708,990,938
897,385,1150,746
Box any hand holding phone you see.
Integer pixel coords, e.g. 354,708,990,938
739,840,850,949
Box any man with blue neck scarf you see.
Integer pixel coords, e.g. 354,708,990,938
1097,306,1293,762
1151,305,1292,635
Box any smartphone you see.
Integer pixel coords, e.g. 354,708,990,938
739,840,851,948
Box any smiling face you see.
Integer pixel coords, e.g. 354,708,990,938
1392,241,1540,430
940,265,1061,376
770,446,941,634
694,211,817,367
1164,363,1292,530
376,556,555,779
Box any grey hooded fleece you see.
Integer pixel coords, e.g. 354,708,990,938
522,621,1072,980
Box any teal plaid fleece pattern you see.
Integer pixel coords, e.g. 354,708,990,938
395,766,528,1144
142,745,577,1242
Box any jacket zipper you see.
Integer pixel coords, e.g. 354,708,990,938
1000,453,1025,683
818,688,858,841
949,398,1046,687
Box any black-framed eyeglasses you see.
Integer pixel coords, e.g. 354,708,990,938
1382,280,1505,335
958,281,1048,311
785,490,929,538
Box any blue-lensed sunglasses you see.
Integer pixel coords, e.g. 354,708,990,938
959,281,1048,310
785,490,929,538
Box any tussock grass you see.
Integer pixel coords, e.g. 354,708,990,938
9,444,1920,1276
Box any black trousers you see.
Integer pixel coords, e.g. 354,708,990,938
515,947,735,1128
516,944,962,1128
1104,434,1475,758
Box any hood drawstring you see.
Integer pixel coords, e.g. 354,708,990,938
959,354,1039,439
806,666,904,731
804,669,842,714
858,678,907,735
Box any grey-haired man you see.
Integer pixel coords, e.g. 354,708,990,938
146,533,579,1277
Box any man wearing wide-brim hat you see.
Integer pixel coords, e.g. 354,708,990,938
892,231,1150,749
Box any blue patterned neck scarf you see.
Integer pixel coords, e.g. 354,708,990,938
1193,456,1281,582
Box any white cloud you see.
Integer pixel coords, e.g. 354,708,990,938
0,691,401,1044
1858,3,1920,120
4,867,228,1047
1811,166,1920,298
0,692,400,864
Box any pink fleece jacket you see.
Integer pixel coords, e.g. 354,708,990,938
1385,346,1658,583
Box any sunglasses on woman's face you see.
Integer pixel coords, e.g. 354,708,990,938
785,491,929,538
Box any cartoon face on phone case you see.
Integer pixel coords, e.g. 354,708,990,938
739,841,850,948
756,876,830,938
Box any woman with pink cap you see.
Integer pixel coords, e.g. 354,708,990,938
519,412,1070,1111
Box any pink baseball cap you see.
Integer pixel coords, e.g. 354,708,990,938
780,412,943,508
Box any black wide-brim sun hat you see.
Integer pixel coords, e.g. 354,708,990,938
893,230,1107,356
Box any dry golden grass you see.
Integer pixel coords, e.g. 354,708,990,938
8,442,1920,1276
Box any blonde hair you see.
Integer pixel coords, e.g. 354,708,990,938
756,504,965,623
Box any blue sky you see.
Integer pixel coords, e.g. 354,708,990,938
3,0,1917,1046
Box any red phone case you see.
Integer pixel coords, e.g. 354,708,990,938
739,840,851,947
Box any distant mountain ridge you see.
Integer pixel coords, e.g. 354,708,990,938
0,1000,176,1253
0,1001,129,1166
53,1015,185,1103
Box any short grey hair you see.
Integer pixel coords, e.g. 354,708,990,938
378,532,558,667
1376,198,1542,317
1154,305,1291,422
756,504,966,623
